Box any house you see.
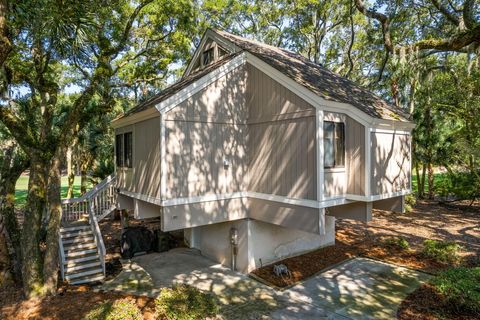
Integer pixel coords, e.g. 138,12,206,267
111,29,413,273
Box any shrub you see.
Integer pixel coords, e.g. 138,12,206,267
431,267,480,314
155,285,218,320
404,194,416,212
83,298,143,320
383,236,410,250
422,239,462,265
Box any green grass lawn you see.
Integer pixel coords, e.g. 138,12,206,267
15,175,91,207
411,172,446,195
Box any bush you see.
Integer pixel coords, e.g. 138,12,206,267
404,194,416,212
431,267,480,314
422,239,462,264
155,285,218,320
83,298,143,320
383,236,410,250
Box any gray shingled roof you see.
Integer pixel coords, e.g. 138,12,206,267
212,29,409,121
121,30,409,122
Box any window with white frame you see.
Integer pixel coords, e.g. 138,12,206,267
324,121,345,168
115,132,132,168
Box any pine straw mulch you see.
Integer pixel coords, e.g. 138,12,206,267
251,200,480,288
397,283,480,320
0,284,157,320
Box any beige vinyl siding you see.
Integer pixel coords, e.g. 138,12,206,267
246,64,317,200
115,125,134,192
134,117,161,198
164,65,248,198
371,132,411,195
346,116,365,195
161,198,248,231
248,118,316,199
248,198,322,234
165,121,248,198
115,118,162,199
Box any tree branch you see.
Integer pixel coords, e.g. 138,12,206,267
463,0,478,29
354,0,394,52
0,105,37,152
106,0,154,56
430,0,460,25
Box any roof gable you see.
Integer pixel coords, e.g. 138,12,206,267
115,29,411,126
210,29,409,122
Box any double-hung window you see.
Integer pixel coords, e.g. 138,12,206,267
115,132,132,168
324,122,345,168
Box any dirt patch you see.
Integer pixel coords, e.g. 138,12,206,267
252,200,480,288
0,286,157,320
397,284,480,320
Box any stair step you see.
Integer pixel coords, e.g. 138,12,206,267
61,230,93,238
69,274,105,285
65,261,101,273
62,233,95,246
64,242,97,252
60,225,90,233
65,248,98,258
64,254,99,266
65,267,103,280
62,235,94,245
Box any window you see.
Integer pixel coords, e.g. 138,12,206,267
124,132,133,168
202,48,214,66
115,134,124,167
115,132,132,168
324,122,345,168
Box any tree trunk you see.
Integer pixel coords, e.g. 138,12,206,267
0,214,13,287
0,143,28,286
427,162,435,200
80,159,88,195
66,147,75,198
42,152,63,295
21,154,48,298
419,163,427,199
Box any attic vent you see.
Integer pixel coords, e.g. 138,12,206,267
203,48,214,66
218,47,228,57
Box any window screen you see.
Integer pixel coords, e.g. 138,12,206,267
115,134,124,167
324,121,345,168
324,122,335,168
124,132,133,168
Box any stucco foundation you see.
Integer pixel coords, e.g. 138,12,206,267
185,216,335,273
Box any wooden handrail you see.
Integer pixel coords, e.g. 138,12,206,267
61,174,115,205
58,230,66,280
89,201,106,276
61,174,116,222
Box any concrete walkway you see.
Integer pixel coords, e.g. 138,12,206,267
99,249,430,319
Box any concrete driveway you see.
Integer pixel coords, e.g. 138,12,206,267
100,249,430,319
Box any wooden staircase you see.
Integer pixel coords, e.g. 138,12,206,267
58,174,116,285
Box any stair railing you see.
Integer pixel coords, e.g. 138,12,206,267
61,174,116,223
89,201,106,277
58,230,66,280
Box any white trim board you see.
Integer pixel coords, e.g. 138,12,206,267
117,188,410,210
346,190,411,202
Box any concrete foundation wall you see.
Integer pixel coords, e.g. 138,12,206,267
134,199,161,219
373,195,405,213
187,217,335,273
327,201,372,222
117,194,134,211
